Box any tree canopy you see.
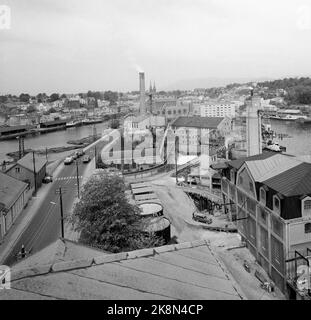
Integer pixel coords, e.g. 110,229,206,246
71,175,164,253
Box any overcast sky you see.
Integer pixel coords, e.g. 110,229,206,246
1,0,311,94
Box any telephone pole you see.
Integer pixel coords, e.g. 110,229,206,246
56,187,65,238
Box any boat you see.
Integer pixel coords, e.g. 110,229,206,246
270,109,308,121
66,120,83,128
81,118,103,125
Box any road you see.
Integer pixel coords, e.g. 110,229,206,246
3,136,112,266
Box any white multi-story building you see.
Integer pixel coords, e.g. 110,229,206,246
200,102,236,118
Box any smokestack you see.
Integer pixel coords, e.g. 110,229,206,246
139,72,146,115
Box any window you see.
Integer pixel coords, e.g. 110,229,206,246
274,196,280,211
260,188,266,205
305,223,311,233
15,167,20,173
304,200,311,210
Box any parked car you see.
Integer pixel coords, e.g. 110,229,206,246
77,149,85,157
192,212,213,224
42,175,53,184
64,156,74,165
82,155,91,163
72,153,78,160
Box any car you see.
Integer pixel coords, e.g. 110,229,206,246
192,212,213,224
82,155,91,163
64,156,74,165
72,153,78,160
77,149,85,157
42,175,53,184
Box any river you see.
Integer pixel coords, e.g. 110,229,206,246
0,122,109,163
1,118,311,163
270,119,311,156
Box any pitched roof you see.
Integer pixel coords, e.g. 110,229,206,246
262,162,311,197
245,153,302,182
228,151,277,170
15,153,47,173
0,239,245,300
0,172,28,209
171,116,224,129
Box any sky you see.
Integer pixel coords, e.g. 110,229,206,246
0,0,311,94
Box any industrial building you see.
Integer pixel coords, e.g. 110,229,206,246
219,152,311,299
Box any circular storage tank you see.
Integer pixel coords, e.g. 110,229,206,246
142,217,171,244
138,203,163,217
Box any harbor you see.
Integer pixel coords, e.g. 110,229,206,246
0,121,109,163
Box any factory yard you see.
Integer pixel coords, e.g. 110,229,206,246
141,171,285,300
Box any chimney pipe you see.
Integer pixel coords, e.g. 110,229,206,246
139,72,146,115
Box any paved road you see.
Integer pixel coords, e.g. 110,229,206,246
3,137,111,266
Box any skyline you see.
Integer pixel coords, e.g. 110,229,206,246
1,0,311,95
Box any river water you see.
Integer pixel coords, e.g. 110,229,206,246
1,117,311,163
270,119,311,156
0,122,109,163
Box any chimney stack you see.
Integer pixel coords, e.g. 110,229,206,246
139,72,146,115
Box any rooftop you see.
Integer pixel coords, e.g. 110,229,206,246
0,172,28,209
12,153,47,174
245,153,302,182
0,239,245,300
228,151,277,170
171,116,224,129
263,162,311,197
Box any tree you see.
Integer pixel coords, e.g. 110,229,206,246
104,91,118,106
19,93,30,103
60,94,67,99
50,93,59,102
26,105,37,113
0,96,8,103
71,175,164,253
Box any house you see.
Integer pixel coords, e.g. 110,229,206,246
219,151,311,299
5,153,47,192
0,172,30,240
0,238,245,300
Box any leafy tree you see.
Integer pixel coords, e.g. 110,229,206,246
19,93,30,103
50,93,60,102
71,175,164,253
60,94,67,99
104,91,118,105
0,96,8,103
26,105,37,113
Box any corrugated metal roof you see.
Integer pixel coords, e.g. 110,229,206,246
263,162,311,197
228,152,277,170
246,154,302,182
171,116,224,129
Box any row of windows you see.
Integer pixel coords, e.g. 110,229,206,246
157,109,189,116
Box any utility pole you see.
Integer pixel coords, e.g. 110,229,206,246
56,187,65,238
45,147,48,161
76,160,80,199
32,151,37,195
94,145,97,169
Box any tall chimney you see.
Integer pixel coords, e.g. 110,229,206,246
139,72,146,115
